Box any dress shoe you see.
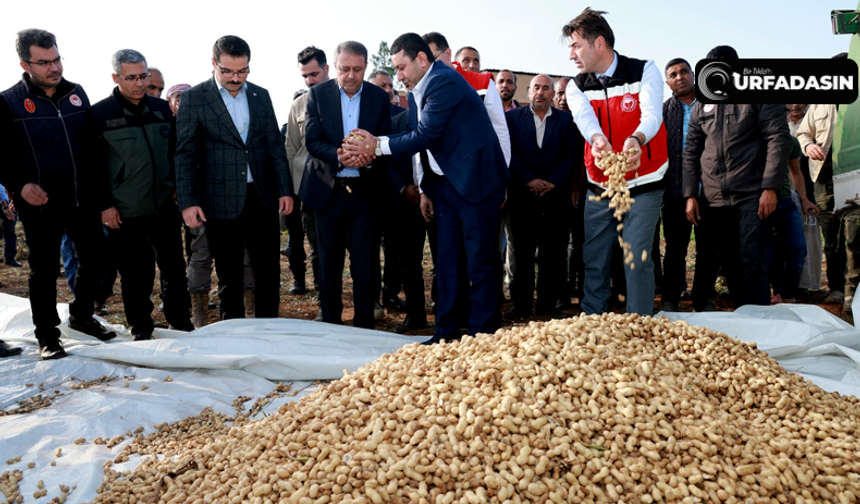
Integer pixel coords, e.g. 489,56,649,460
383,295,408,312
0,340,23,358
133,333,154,341
68,316,116,341
39,340,67,360
288,283,306,295
395,316,428,334
4,259,22,268
501,308,529,322
421,331,463,345
168,323,195,332
824,290,845,304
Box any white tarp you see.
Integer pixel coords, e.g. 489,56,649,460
2,293,860,503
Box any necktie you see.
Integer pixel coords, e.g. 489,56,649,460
598,75,610,89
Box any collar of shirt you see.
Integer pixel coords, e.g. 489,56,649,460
528,103,553,119
411,61,436,109
528,104,553,148
596,51,618,80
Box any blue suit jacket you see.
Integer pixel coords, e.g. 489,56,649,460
387,62,508,204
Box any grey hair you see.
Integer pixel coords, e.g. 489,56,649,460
335,41,368,64
111,49,147,75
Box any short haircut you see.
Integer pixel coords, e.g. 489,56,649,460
561,7,615,49
497,69,517,85
391,33,435,64
298,46,326,67
422,32,449,51
454,46,479,60
213,35,251,62
293,89,307,100
335,41,368,64
148,67,162,78
112,49,147,75
833,52,849,60
369,70,392,82
16,29,57,62
664,58,691,74
706,45,738,60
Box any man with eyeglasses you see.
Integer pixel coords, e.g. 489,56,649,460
88,49,194,340
0,29,116,360
176,35,294,320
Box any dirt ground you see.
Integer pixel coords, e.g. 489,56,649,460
0,224,852,334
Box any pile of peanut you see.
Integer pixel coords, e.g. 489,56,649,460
590,149,646,269
90,313,860,503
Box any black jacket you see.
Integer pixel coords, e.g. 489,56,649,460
683,103,791,207
0,74,96,213
663,94,687,202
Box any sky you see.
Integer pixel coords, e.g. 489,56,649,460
0,0,851,124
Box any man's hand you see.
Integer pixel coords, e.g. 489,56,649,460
419,193,434,222
182,206,206,228
3,207,13,221
591,134,611,160
571,190,581,208
343,128,379,155
526,179,548,194
279,196,294,216
685,197,701,226
621,136,643,171
805,144,826,161
101,207,122,229
21,183,48,206
337,148,373,168
404,185,420,205
801,197,819,216
758,189,777,220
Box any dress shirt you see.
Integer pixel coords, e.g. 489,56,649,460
564,51,663,145
681,99,696,151
338,83,362,178
529,105,553,148
215,79,252,183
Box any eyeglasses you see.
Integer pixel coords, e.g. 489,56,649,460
119,73,150,83
26,56,63,67
216,64,250,77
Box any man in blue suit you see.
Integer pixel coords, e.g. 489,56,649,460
347,33,508,343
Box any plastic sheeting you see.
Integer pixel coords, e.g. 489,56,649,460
2,294,860,503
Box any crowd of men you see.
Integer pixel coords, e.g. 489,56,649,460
0,9,850,358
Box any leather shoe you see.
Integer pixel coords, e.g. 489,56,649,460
0,340,23,358
39,340,67,360
168,323,194,332
421,330,463,345
395,316,428,334
68,316,116,341
5,259,22,268
383,295,407,312
288,284,306,295
133,333,154,341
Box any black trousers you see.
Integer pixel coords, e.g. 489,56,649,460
283,197,320,290
707,199,769,307
108,202,191,334
509,193,567,314
206,184,281,320
380,198,404,300
20,206,106,343
660,198,692,303
400,200,436,320
565,200,586,299
315,179,375,328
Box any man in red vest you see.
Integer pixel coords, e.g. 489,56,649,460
563,8,669,315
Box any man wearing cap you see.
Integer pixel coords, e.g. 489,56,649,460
0,29,116,360
166,83,190,115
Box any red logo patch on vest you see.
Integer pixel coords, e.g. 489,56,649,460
24,98,35,113
621,93,638,112
69,94,82,107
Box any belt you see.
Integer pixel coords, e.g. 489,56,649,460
336,177,360,193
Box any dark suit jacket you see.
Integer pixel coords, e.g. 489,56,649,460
505,105,578,201
300,80,392,211
387,62,508,204
175,77,292,220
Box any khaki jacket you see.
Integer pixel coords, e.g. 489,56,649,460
796,104,837,182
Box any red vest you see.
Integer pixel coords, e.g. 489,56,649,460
574,55,668,189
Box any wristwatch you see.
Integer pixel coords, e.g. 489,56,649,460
374,139,382,157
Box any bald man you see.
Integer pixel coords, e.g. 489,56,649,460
503,75,580,320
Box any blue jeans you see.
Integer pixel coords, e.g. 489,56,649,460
582,187,663,315
767,197,807,300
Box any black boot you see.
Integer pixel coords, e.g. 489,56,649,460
0,340,22,358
